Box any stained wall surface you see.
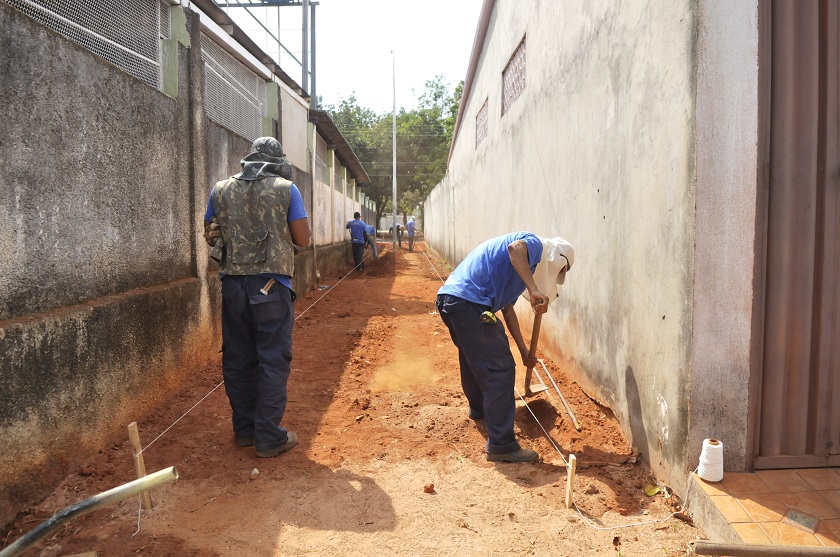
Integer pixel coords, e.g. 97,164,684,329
690,0,760,476
0,3,214,525
0,2,362,526
281,86,310,171
426,0,702,495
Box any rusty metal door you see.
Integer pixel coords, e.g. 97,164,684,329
755,0,840,469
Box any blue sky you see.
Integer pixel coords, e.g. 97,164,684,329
222,0,484,114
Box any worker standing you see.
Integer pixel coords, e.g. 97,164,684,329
406,216,416,252
436,232,573,462
346,212,367,271
203,137,311,458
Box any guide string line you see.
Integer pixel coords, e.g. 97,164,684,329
131,250,377,534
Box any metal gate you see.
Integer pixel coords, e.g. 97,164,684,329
755,0,840,469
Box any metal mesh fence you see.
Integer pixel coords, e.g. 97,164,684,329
5,0,165,89
201,33,267,142
159,1,170,40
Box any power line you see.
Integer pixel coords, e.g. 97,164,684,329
360,161,440,165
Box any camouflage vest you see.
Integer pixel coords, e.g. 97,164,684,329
211,176,295,277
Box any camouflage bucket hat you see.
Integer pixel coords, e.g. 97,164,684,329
235,136,292,181
250,137,285,158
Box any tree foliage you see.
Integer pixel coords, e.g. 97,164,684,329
325,76,462,227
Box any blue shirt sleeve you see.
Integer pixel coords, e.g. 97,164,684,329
287,183,308,222
206,183,308,222
204,186,216,221
523,234,543,268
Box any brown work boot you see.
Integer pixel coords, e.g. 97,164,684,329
486,448,539,463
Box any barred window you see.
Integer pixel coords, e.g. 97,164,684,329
201,33,267,141
6,0,165,89
502,36,526,115
476,98,489,147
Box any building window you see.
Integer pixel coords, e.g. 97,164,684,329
476,98,489,147
502,36,526,115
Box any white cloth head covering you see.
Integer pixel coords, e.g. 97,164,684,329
528,237,574,302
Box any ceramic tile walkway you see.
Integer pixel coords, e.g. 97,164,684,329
693,467,840,547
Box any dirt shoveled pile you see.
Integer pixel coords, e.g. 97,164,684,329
2,242,702,556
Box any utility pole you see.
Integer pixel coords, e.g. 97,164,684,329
391,50,397,253
302,0,308,93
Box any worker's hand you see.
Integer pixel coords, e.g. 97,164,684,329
520,348,538,369
204,217,221,246
529,290,549,314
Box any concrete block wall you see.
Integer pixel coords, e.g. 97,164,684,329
0,2,357,526
0,2,214,525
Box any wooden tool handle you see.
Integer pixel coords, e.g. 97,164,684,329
528,312,542,361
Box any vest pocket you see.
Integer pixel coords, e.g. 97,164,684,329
232,227,268,264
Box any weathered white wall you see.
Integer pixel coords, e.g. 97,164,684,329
426,0,700,493
312,134,331,246
313,180,332,246
280,86,309,170
308,135,362,250
690,0,759,474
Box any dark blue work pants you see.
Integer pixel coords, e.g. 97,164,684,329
221,275,295,452
436,294,521,454
351,242,365,270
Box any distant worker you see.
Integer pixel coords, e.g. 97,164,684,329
436,232,574,463
406,216,416,252
364,223,379,261
203,137,311,459
346,212,367,271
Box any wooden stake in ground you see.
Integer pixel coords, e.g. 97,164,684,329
127,422,153,510
565,454,577,509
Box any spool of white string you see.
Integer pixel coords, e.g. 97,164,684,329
697,438,724,482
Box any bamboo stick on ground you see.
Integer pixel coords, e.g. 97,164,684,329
565,454,577,509
127,422,153,510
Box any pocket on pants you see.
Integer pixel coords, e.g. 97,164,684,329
248,287,287,328
480,321,516,371
484,352,516,372
249,288,281,305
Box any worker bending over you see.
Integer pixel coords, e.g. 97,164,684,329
436,232,573,462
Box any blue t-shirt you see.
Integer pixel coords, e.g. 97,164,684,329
364,224,376,235
346,219,366,244
205,182,308,291
406,220,415,236
437,232,543,313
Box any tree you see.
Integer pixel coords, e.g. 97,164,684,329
325,77,462,228
395,76,462,223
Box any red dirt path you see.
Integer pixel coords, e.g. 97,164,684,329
2,242,702,556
